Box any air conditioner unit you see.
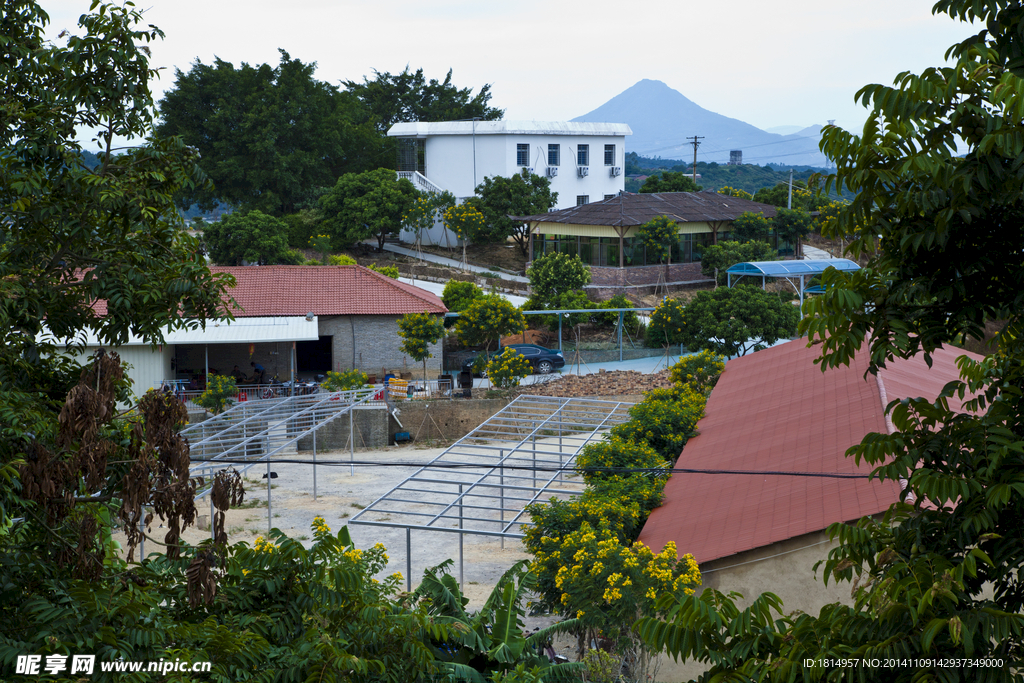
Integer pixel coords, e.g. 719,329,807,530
610,166,622,177
577,166,589,178
546,167,558,178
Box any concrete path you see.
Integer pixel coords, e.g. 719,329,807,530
379,242,530,283
802,245,835,259
398,277,529,308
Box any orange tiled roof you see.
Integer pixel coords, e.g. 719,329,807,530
212,265,446,317
638,341,981,564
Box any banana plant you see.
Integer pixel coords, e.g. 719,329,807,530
405,559,584,682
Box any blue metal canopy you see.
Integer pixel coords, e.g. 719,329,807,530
725,258,861,305
725,258,861,277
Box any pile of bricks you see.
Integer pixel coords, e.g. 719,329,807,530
519,369,674,399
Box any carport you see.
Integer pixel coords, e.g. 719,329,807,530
726,258,861,305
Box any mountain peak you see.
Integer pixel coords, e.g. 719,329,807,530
573,80,829,166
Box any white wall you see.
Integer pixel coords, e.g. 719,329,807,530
68,344,173,405
422,133,627,209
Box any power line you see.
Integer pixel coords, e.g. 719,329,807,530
189,457,874,479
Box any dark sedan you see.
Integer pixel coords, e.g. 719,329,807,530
462,344,565,376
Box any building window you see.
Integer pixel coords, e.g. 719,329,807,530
548,144,560,166
604,194,616,201
517,143,530,166
577,144,589,166
604,144,615,165
577,195,589,206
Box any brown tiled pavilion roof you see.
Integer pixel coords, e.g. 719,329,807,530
213,265,446,317
515,192,778,227
637,340,981,564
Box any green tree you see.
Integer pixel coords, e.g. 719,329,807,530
455,295,526,354
403,190,456,248
635,215,679,264
700,239,777,285
344,67,504,134
668,350,726,395
319,168,420,251
773,207,813,255
752,179,811,209
679,285,799,357
157,50,382,215
526,252,591,305
639,171,702,193
202,210,294,265
730,210,772,242
0,0,234,444
397,311,446,380
474,170,558,256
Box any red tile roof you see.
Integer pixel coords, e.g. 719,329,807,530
638,340,981,564
213,265,446,317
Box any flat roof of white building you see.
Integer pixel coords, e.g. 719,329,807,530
387,120,632,137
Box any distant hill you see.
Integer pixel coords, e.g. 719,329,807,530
573,79,831,167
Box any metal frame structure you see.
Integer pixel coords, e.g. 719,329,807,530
349,394,634,589
185,387,387,534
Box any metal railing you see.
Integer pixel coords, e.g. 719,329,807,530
397,170,445,195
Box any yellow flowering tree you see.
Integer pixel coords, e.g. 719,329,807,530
531,522,700,670
309,233,331,264
195,374,239,415
486,348,532,391
668,349,725,395
609,386,706,463
443,202,488,266
320,369,368,392
397,311,446,380
645,296,687,348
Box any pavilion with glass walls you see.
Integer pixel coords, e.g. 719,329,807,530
518,192,783,289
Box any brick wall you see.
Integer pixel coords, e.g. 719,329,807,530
320,314,445,377
588,262,707,286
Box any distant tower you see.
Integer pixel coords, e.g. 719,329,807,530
827,119,835,126
729,150,742,165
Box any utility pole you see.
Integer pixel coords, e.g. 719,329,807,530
687,136,704,186
787,169,794,209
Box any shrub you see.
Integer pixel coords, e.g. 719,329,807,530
486,348,532,390
609,387,706,463
597,294,640,328
368,263,400,279
329,253,356,266
320,369,368,391
669,349,726,394
195,374,239,414
278,248,306,265
441,279,483,312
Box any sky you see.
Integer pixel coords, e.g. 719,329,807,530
42,0,974,146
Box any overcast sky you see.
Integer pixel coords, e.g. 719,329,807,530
44,0,972,144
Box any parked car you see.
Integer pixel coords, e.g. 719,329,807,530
462,344,565,376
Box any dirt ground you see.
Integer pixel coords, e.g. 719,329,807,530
415,242,527,274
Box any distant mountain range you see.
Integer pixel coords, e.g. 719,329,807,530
572,79,830,168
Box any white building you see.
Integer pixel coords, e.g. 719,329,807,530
387,120,631,246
